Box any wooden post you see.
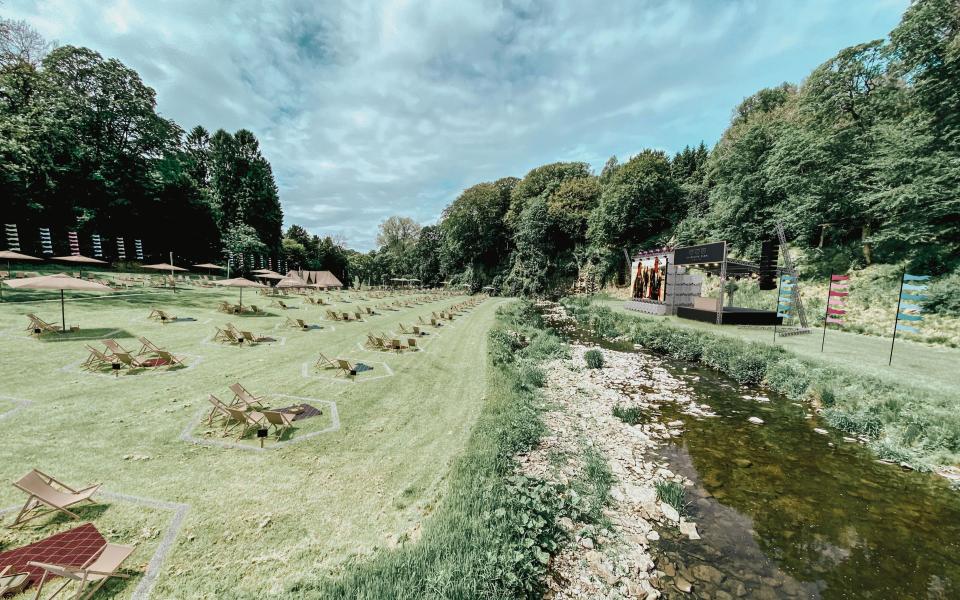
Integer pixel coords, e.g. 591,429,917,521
61,289,66,332
820,277,834,352
888,273,905,366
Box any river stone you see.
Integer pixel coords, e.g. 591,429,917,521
674,576,693,593
625,483,657,506
690,564,725,584
661,503,680,523
733,458,753,468
814,428,829,435
678,521,700,540
646,529,660,541
748,416,764,425
581,537,595,549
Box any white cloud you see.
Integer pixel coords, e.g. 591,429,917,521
2,0,909,250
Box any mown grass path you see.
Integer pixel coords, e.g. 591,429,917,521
0,287,506,598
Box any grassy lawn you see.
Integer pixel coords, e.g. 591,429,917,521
0,284,505,598
596,298,960,398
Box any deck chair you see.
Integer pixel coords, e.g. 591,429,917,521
148,308,177,323
0,565,29,597
390,338,408,352
136,337,162,356
285,316,309,330
237,330,266,344
412,325,422,336
365,306,375,315
272,299,291,309
81,345,115,371
153,350,184,368
112,352,148,370
335,358,355,377
225,407,267,440
29,543,135,600
407,338,419,350
206,394,235,427
229,383,265,409
316,352,336,370
9,470,101,527
101,339,130,356
25,314,61,335
398,323,412,334
365,334,383,349
325,310,340,321
213,327,240,344
217,301,233,314
262,411,296,439
340,312,352,321
247,305,264,315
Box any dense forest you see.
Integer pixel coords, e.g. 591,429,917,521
2,0,958,292
354,0,958,293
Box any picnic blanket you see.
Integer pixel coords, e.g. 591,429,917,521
0,523,106,587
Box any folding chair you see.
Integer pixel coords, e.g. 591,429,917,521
316,352,336,370
8,470,101,527
29,543,135,600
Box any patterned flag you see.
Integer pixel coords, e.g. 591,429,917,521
116,238,126,260
825,275,849,325
889,273,931,364
5,224,20,251
68,231,80,256
39,227,53,255
134,239,144,261
777,274,796,319
91,234,103,258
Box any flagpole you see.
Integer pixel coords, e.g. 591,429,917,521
821,277,833,352
888,272,905,366
774,272,781,343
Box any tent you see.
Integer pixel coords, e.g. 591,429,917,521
288,270,342,289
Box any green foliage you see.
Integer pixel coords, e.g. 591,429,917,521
654,480,688,517
612,404,646,425
584,349,604,369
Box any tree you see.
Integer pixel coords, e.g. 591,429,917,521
376,216,421,255
222,223,266,266
440,177,516,284
503,199,552,296
505,162,592,230
0,17,54,70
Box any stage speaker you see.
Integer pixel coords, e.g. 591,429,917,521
758,239,778,290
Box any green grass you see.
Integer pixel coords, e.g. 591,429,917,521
612,404,646,425
0,283,506,598
654,480,687,517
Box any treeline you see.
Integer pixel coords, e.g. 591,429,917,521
357,0,958,293
0,20,282,263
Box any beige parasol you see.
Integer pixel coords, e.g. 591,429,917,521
51,254,107,278
0,250,43,301
211,277,267,311
3,273,113,330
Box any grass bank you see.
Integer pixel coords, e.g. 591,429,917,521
303,301,575,599
561,297,960,471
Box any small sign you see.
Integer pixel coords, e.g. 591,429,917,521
673,242,726,266
256,428,269,438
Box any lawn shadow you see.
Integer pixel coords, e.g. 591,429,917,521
36,328,135,343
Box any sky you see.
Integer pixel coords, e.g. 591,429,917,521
4,0,910,251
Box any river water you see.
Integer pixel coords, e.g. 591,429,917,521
551,313,960,599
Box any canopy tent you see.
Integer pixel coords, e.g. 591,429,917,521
289,270,343,289
211,277,267,311
0,250,43,301
51,255,107,278
3,274,113,331
276,276,308,289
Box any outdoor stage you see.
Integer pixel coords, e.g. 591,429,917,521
676,306,783,326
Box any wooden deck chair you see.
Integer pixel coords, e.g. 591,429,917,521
407,337,419,350
335,358,355,377
229,383,265,409
262,410,296,439
0,565,29,597
316,352,336,370
354,311,363,321
398,323,412,334
272,299,290,309
217,301,233,313
412,325,422,336
29,543,135,600
136,336,162,356
206,394,235,427
213,327,238,344
112,352,148,369
225,407,267,440
247,304,263,315
365,306,375,315
340,312,352,321
8,470,101,527
25,314,61,335
365,333,382,349
81,345,115,371
285,316,309,330
238,330,266,344
154,350,184,368
101,339,130,356
390,338,408,352
325,309,340,321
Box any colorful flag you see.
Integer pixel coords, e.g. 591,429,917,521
821,274,851,351
889,273,930,365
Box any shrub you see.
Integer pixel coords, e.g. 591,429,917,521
584,349,604,369
612,404,646,425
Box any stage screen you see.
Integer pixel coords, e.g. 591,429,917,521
631,257,667,303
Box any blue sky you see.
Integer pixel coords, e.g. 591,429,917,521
5,0,909,250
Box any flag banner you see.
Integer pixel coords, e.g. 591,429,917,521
826,317,844,325
778,305,793,313
92,234,103,258
134,239,144,261
896,324,920,333
827,307,845,315
903,283,927,292
901,293,927,302
829,290,848,297
891,272,930,362
5,224,20,251
116,238,126,259
68,231,80,256
897,313,922,321
828,297,845,307
903,274,931,282
831,274,850,281
900,303,922,312
39,228,53,255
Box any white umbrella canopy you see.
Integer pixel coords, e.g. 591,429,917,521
51,255,107,265
211,277,267,311
3,273,114,330
193,263,225,270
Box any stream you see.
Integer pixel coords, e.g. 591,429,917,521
551,313,960,599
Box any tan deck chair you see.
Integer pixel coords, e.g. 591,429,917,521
101,339,130,356
213,327,239,344
365,333,382,349
335,358,355,377
229,383,265,409
0,565,29,597
9,470,101,527
325,309,339,321
316,352,336,370
81,345,115,371
112,352,149,369
29,542,135,600
247,305,264,315
398,323,412,334
285,316,308,330
389,338,408,352
238,330,265,344
364,306,374,315
412,325,422,336
154,350,184,367
136,337,162,356
340,311,352,321
353,311,363,321
262,410,296,439
217,301,233,313
407,337,419,350
206,394,235,427
25,314,61,335
225,407,267,440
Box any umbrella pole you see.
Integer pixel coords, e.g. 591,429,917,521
239,287,243,312
61,289,66,332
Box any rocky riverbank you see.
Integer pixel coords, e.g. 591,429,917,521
519,331,716,598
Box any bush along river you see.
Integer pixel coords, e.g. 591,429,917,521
535,301,960,599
